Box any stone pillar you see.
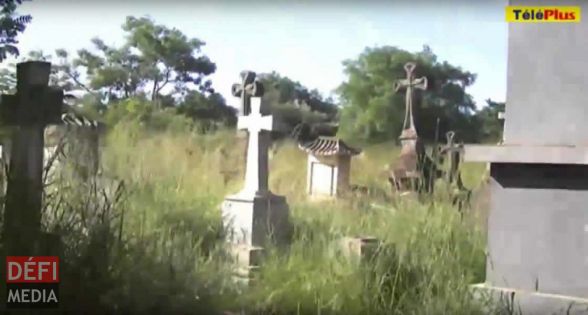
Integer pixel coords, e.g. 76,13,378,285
465,1,588,313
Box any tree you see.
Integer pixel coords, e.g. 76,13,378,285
73,16,216,106
337,45,479,143
474,99,505,143
176,91,237,131
0,0,32,62
257,71,339,137
0,49,76,94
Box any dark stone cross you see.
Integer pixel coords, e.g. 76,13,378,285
0,61,64,255
231,70,264,116
390,62,428,193
394,62,428,138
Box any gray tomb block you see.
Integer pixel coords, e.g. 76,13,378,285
464,0,588,313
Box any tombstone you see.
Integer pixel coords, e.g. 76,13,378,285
1,111,105,190
465,1,588,313
47,111,105,180
389,62,428,193
339,236,380,264
438,131,470,210
298,137,361,199
221,86,290,285
0,61,64,256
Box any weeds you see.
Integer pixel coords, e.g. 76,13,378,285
0,121,494,314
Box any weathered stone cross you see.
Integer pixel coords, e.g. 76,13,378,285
237,97,274,195
231,70,264,116
0,61,64,255
390,62,428,193
443,131,462,184
394,62,428,134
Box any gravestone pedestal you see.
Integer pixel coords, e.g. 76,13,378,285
222,192,290,284
222,192,290,246
339,236,379,264
465,1,588,313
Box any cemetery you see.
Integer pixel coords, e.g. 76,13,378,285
0,0,586,314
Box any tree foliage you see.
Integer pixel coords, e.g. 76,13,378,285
337,45,481,143
258,71,338,136
176,91,237,131
0,11,506,141
474,99,505,143
73,16,216,105
0,0,32,62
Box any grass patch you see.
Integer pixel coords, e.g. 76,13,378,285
2,121,494,314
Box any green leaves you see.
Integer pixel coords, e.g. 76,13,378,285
69,16,216,104
0,0,32,62
256,71,339,137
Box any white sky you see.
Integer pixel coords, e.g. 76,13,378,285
7,0,508,109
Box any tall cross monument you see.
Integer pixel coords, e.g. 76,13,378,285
236,98,273,195
394,62,428,140
221,77,290,285
390,62,428,192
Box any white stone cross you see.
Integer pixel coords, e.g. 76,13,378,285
237,97,274,195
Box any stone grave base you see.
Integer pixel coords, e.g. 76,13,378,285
226,244,264,287
339,236,379,263
221,191,290,246
471,283,588,315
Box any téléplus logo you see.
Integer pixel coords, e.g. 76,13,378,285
505,6,581,22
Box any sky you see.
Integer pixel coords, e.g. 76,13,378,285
8,0,508,109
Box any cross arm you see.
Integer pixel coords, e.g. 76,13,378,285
0,88,64,126
237,113,274,132
394,77,428,92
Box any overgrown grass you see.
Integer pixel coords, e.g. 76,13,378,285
2,120,496,314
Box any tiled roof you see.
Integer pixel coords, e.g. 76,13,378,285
298,137,361,156
61,111,102,128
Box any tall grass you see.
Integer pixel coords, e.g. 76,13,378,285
2,120,495,314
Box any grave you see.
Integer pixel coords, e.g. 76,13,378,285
464,1,588,313
298,137,361,199
221,81,290,285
